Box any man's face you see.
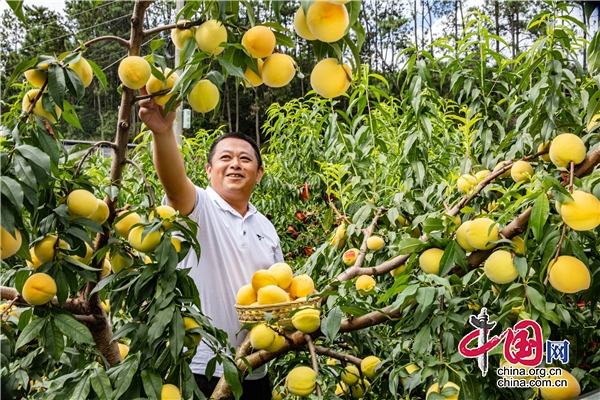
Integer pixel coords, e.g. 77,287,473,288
206,138,264,200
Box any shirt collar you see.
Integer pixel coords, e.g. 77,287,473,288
206,186,257,218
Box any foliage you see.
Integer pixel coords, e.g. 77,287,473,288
1,1,600,400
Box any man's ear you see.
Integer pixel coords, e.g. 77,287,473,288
256,166,264,183
205,163,212,179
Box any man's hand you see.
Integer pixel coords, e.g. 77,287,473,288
138,87,177,135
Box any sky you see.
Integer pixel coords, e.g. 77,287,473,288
1,0,66,13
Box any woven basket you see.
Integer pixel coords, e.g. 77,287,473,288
235,296,321,326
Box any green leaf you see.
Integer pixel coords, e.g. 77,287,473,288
48,64,65,110
63,256,101,272
5,1,25,23
530,193,549,241
17,308,32,331
148,305,174,342
87,59,107,89
64,68,85,101
514,256,528,278
62,100,83,129
91,368,113,400
589,29,600,74
141,370,162,399
68,374,91,400
151,39,164,52
112,322,139,342
35,127,60,166
113,355,139,399
223,359,242,400
17,144,51,173
438,241,460,277
89,273,119,297
416,287,436,311
0,176,24,211
13,155,37,189
413,325,431,356
15,318,45,348
312,40,333,61
15,269,29,294
169,311,184,361
343,35,361,70
207,70,224,88
395,238,422,255
44,320,64,360
527,286,546,313
391,284,419,311
54,312,95,344
5,57,36,90
218,58,247,80
422,218,444,233
180,36,197,64
55,269,69,305
273,31,294,48
352,204,372,226
322,306,343,343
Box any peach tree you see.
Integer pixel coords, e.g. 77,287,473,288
0,0,366,399
2,1,600,400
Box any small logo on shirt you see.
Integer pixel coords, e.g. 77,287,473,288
256,234,265,241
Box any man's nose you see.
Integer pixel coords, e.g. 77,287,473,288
229,157,241,167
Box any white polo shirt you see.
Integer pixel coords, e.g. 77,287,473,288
176,185,284,379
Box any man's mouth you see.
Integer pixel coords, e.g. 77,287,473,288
226,174,244,178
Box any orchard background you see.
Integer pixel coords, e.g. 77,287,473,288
1,0,600,399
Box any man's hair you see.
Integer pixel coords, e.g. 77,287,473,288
207,132,263,169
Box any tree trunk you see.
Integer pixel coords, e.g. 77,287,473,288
454,0,458,39
421,0,425,51
97,0,150,366
97,91,104,141
413,0,418,53
427,0,433,51
583,2,587,71
225,78,232,131
459,0,465,31
254,95,260,147
235,81,239,132
510,7,515,59
495,1,500,54
513,2,520,58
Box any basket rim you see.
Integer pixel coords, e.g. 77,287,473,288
234,295,321,311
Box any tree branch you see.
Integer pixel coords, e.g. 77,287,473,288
1,286,88,315
314,346,362,366
124,159,155,209
328,201,352,225
72,141,117,183
144,19,205,38
457,148,600,273
574,141,600,177
353,206,385,269
215,300,415,399
304,335,322,396
78,36,130,51
74,314,100,325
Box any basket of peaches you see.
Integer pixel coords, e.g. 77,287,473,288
234,263,321,329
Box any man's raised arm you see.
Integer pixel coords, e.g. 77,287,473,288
138,87,196,216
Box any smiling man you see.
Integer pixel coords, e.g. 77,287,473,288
139,89,283,399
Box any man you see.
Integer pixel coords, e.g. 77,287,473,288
139,88,283,399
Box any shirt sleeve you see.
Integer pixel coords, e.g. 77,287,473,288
180,186,206,221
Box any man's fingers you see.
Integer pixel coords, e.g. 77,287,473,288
139,86,148,96
139,97,155,108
